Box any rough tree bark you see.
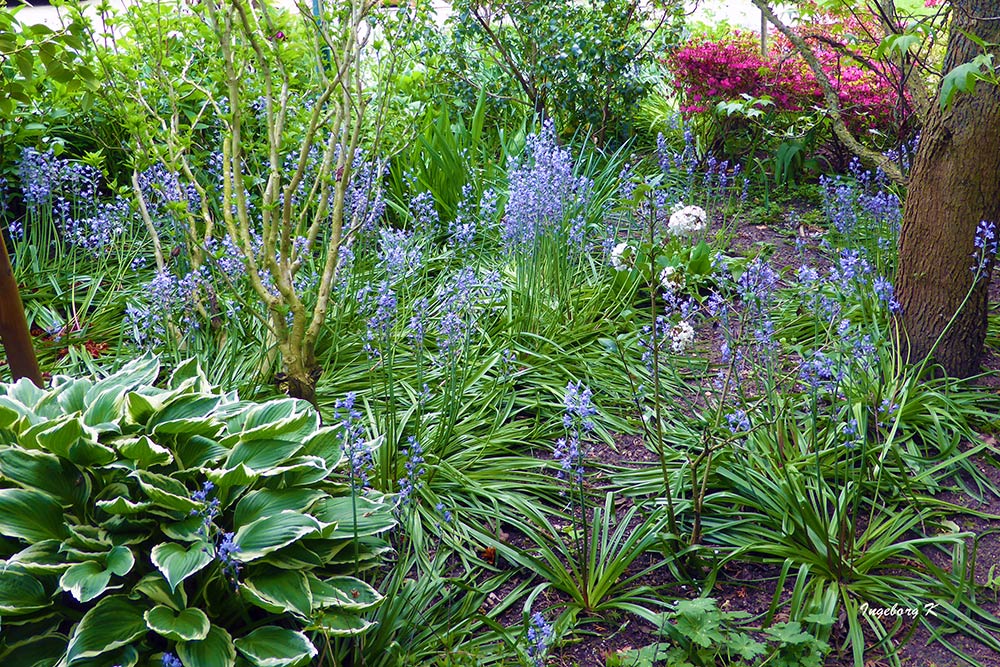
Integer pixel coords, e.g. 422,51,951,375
896,0,1000,376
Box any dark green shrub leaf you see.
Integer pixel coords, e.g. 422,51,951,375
314,495,395,538
65,595,147,664
241,478,320,523
176,624,236,667
224,438,304,473
97,497,152,515
232,511,323,562
234,626,316,667
0,448,89,505
59,561,113,603
0,488,69,542
204,463,259,488
0,566,49,615
132,470,200,513
106,546,135,576
144,605,210,641
308,575,382,611
131,573,187,610
117,436,173,467
241,569,312,617
35,417,116,466
310,611,374,637
150,542,213,591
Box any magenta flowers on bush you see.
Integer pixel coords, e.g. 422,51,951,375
668,29,907,134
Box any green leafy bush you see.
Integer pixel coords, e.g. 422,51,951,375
0,355,395,666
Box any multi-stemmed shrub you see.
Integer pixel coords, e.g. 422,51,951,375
0,355,394,666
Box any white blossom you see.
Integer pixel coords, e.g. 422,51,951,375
671,320,695,353
610,242,633,271
659,265,683,292
668,205,707,237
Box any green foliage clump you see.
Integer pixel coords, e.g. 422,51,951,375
446,0,684,146
0,355,394,666
607,597,829,667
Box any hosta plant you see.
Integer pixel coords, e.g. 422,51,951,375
0,355,395,667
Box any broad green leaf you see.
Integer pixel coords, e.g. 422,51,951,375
7,377,46,409
106,546,135,576
177,624,236,667
65,595,147,663
169,358,212,393
204,463,259,488
234,489,324,528
150,542,213,591
132,470,200,513
0,396,32,428
162,515,210,542
35,416,115,466
172,435,228,469
144,605,210,641
940,57,989,110
117,435,173,467
233,511,322,562
309,576,382,611
146,396,222,432
259,456,328,486
241,569,312,617
313,495,396,538
6,540,67,575
0,566,49,614
59,561,113,603
0,488,69,542
311,611,374,637
299,428,343,469
234,627,316,667
224,438,303,473
97,497,152,515
131,573,187,610
0,448,89,505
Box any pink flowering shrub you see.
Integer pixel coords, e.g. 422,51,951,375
669,28,907,137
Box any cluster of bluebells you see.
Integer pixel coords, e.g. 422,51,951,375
397,436,426,511
17,148,136,253
448,184,478,249
138,162,202,228
800,350,843,392
343,149,387,234
162,654,183,667
377,227,422,281
554,381,597,484
503,120,592,254
972,220,998,277
726,409,751,434
65,197,133,253
526,611,554,667
434,267,501,363
359,280,397,358
188,481,241,588
334,393,371,490
126,266,211,346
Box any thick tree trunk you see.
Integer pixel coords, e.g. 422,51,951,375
896,0,1000,377
0,235,42,386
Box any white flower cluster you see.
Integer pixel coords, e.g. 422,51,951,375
610,242,634,271
659,265,683,293
668,205,707,237
670,321,695,353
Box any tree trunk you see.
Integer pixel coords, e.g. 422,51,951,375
896,0,1000,377
0,234,42,386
